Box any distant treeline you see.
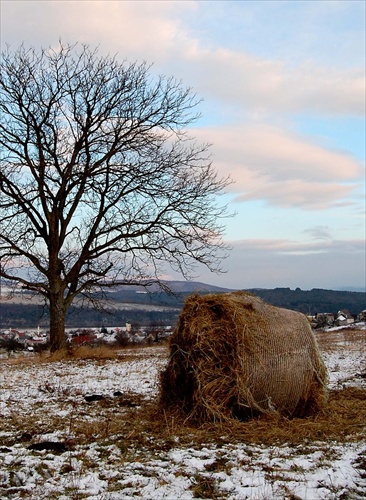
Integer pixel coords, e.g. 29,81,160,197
245,288,366,316
106,287,366,316
0,303,180,329
1,287,365,329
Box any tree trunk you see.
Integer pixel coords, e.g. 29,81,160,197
49,293,67,352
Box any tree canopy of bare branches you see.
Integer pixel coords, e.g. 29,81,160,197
0,42,230,351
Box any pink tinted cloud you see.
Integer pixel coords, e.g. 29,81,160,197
229,238,366,256
3,2,363,117
181,45,365,116
1,0,193,63
234,179,355,210
192,125,363,210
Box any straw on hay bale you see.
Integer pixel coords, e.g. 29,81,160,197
160,292,327,422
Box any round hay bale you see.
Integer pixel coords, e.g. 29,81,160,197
160,292,327,422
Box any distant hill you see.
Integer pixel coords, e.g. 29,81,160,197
1,281,365,329
106,283,365,317
334,286,366,293
111,280,233,293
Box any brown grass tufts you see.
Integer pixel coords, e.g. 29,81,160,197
2,382,364,452
46,344,118,362
150,386,366,448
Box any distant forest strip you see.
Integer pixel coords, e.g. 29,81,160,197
1,287,365,329
0,303,180,329
246,288,366,316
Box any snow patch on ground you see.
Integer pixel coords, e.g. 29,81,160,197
0,336,365,499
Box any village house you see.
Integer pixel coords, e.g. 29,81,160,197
357,310,366,322
314,312,335,328
335,310,355,327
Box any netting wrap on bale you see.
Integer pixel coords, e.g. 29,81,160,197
160,292,327,422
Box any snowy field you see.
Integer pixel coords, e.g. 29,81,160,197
0,326,365,499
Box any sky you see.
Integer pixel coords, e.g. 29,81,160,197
1,0,365,291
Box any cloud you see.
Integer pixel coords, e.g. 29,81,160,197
2,1,364,118
303,226,332,241
2,3,364,214
233,180,355,210
191,124,363,210
252,238,365,256
179,44,365,117
193,238,366,290
0,0,192,62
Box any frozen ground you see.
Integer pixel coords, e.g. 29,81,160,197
0,326,365,499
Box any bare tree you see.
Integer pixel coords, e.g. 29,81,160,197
0,42,230,351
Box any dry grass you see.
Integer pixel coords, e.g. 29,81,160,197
1,327,364,500
149,386,365,447
49,384,365,453
2,384,365,456
317,327,366,352
47,344,121,361
2,328,364,456
1,351,364,470
0,344,120,365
